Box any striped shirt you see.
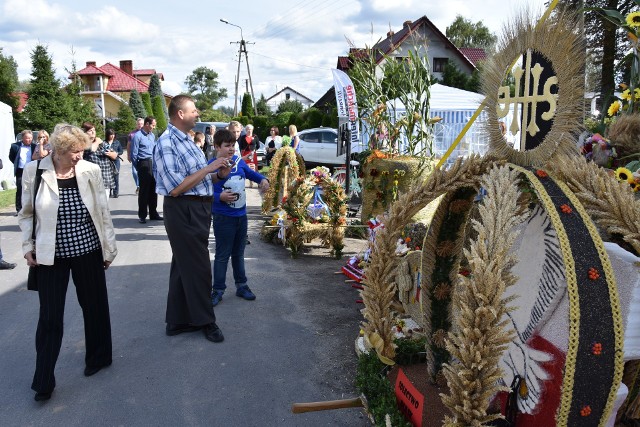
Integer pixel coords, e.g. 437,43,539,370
153,123,214,196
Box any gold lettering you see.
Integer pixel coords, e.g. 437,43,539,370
496,49,559,143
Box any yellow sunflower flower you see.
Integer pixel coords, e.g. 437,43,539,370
616,167,633,182
622,89,632,100
608,100,622,116
635,88,640,100
627,11,640,28
631,181,640,192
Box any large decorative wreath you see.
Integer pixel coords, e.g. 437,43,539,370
262,147,305,213
280,166,347,258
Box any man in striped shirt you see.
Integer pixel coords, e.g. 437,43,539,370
153,94,232,344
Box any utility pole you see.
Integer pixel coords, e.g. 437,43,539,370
220,19,258,117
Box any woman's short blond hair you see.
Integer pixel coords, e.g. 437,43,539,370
50,124,90,154
37,129,50,141
289,124,297,135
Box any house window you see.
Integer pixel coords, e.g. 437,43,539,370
286,93,291,100
433,58,448,73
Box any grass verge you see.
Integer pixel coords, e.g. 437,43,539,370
0,189,16,210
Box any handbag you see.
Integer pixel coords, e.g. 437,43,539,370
27,161,44,291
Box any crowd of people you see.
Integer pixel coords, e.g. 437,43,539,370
5,95,285,402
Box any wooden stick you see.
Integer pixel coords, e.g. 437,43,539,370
291,397,364,413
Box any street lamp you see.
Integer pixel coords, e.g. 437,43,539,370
220,18,243,40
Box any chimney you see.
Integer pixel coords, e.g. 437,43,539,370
86,61,96,67
120,60,133,76
403,20,412,28
387,30,394,37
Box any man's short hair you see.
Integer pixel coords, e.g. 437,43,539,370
213,129,235,147
228,120,242,130
144,116,155,126
21,129,33,137
169,94,194,118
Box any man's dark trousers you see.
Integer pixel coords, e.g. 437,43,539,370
136,158,158,219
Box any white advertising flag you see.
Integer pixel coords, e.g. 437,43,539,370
332,69,360,150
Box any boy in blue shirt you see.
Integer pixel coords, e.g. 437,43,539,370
210,129,269,306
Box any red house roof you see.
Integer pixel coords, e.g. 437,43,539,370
458,48,487,66
76,64,112,77
74,61,167,93
100,63,149,92
134,69,164,80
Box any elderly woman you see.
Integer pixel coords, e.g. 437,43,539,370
19,125,117,402
32,130,51,160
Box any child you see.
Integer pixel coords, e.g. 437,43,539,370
210,129,269,306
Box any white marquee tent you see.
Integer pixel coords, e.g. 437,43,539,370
0,101,15,188
360,83,490,160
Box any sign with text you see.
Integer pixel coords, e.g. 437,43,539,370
395,368,424,427
332,69,360,151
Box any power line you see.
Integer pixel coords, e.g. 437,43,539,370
249,51,333,70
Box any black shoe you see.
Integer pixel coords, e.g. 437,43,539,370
166,323,201,336
150,215,163,221
112,194,119,198
0,260,17,270
203,323,224,343
138,218,147,224
84,361,111,377
34,391,52,402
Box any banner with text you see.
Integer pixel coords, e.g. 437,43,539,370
332,69,360,151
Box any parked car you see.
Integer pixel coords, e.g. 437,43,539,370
193,121,228,135
296,127,343,167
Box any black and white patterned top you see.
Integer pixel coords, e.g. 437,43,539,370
55,177,101,258
84,144,115,189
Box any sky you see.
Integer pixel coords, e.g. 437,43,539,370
0,0,549,109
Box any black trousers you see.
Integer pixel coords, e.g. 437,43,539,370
163,196,216,326
136,159,158,219
31,249,112,393
15,168,23,213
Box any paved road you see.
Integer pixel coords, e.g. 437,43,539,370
0,163,370,426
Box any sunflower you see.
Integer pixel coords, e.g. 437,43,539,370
635,88,640,100
622,89,632,101
608,100,622,116
616,167,633,182
631,181,640,192
627,11,640,28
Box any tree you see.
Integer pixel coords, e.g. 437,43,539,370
112,102,136,135
256,94,270,115
184,66,228,111
23,44,69,130
199,108,232,122
128,89,147,119
565,0,635,100
241,92,254,117
148,73,163,99
152,96,167,134
149,73,168,118
65,57,99,127
446,15,497,51
0,48,19,110
276,99,303,114
141,92,153,118
218,105,234,116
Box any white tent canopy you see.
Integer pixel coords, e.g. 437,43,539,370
0,101,15,188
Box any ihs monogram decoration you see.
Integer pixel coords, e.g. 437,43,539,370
482,12,585,167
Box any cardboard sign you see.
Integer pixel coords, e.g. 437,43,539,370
395,368,424,427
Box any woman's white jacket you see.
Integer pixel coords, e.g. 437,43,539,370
18,156,118,265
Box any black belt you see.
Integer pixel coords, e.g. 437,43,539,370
181,195,213,202
138,158,152,162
